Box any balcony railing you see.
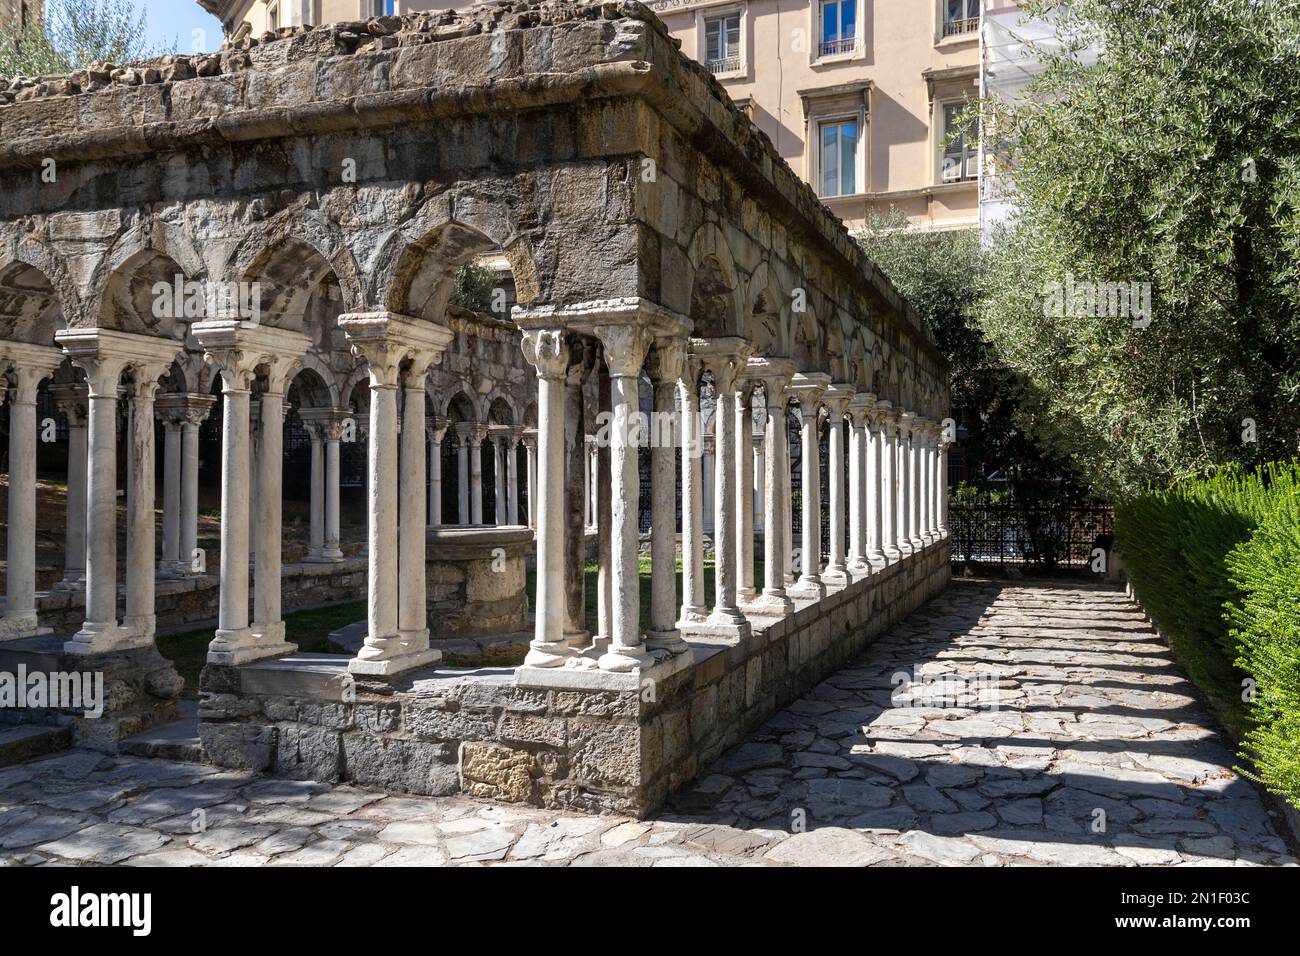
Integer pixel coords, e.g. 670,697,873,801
818,37,857,58
943,16,979,37
707,54,742,75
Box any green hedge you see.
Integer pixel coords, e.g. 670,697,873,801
1115,462,1300,809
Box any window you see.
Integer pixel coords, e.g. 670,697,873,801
943,0,980,37
268,2,279,31
941,102,978,182
705,14,742,74
819,119,858,197
819,0,857,57
369,0,397,15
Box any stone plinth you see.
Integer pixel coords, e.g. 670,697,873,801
426,527,532,641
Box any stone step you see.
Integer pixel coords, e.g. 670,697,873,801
119,701,202,763
0,724,72,767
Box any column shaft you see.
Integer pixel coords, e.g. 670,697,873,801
161,422,182,572
2,384,39,635
123,385,158,641
398,380,429,652
181,421,201,571
678,378,706,624
734,391,755,603
63,419,88,587
251,391,285,644
308,432,324,558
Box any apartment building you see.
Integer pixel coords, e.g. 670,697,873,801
0,0,43,40
198,1,982,231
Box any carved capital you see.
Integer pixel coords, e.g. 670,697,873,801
594,323,653,379
647,337,687,386
521,328,568,380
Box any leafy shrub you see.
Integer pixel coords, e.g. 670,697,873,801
1117,462,1300,806
1226,467,1300,807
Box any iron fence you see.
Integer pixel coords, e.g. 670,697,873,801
948,496,1114,569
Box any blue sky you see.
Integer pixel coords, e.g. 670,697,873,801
137,0,224,56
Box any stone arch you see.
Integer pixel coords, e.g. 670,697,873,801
95,247,194,340
288,354,341,409
0,256,70,346
486,393,518,426
442,390,479,423
746,262,787,357
227,211,362,332
370,191,539,320
85,218,204,332
339,362,370,410
686,223,745,340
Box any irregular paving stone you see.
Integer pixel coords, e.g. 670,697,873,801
898,830,980,864
36,823,169,864
765,828,892,867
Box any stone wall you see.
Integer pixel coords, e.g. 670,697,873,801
34,558,369,636
198,540,950,817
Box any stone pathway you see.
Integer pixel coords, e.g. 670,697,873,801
1,580,1294,866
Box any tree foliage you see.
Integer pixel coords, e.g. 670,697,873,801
0,0,154,81
979,0,1300,499
856,210,1086,500
449,262,502,317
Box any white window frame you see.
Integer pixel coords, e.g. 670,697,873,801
363,0,398,17
694,3,748,79
937,0,980,44
267,1,280,31
814,113,864,199
810,0,864,64
937,98,979,184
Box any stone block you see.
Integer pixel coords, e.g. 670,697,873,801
200,721,276,771
340,735,458,796
275,725,342,782
460,742,537,804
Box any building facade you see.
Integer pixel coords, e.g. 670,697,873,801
0,0,43,41
199,0,982,232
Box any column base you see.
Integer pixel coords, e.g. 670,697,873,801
207,627,297,666
908,536,925,551
883,546,903,562
676,605,709,629
737,586,757,604
790,574,826,598
251,620,287,646
597,643,653,672
398,627,431,654
563,627,590,649
745,589,794,618
53,573,86,592
122,613,157,642
645,627,689,655
156,561,190,578
64,621,143,656
348,646,439,676
823,564,849,585
524,639,574,668
0,612,50,642
867,550,888,569
681,617,752,642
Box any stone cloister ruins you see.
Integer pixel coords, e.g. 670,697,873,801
0,1,949,814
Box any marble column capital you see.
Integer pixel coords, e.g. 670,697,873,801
521,428,538,450
426,416,450,444
192,320,311,394
156,392,217,428
455,421,488,446
337,311,451,387
0,342,64,402
874,400,898,433
848,391,877,427
594,323,654,380
521,328,568,381
54,328,181,398
823,383,855,418
788,370,831,410
898,410,918,438
689,336,752,395
47,381,89,424
647,336,688,385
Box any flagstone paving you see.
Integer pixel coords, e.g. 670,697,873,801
1,580,1294,866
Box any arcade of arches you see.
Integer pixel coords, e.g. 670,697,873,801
0,2,950,814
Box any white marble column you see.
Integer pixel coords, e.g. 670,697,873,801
521,329,570,667
919,420,933,543
339,313,448,675
305,422,326,559
866,400,888,567
123,377,161,642
938,429,951,537
790,373,829,599
50,382,89,591
507,429,521,525
250,379,289,649
178,397,214,573
468,424,486,525
323,412,345,560
0,349,61,639
160,417,184,572
905,413,924,551
678,365,707,627
455,427,470,525
879,405,901,561
584,435,596,530
427,418,447,528
897,411,915,554
823,385,853,583
398,359,437,660
701,433,714,536
848,392,874,572
782,408,796,586
698,349,749,639
595,324,654,671
734,384,756,605
491,431,507,525
523,431,538,529
752,360,794,617
752,431,764,534
194,322,304,665
646,340,687,655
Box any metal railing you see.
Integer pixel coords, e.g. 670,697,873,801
948,495,1114,570
943,16,979,38
818,37,857,57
